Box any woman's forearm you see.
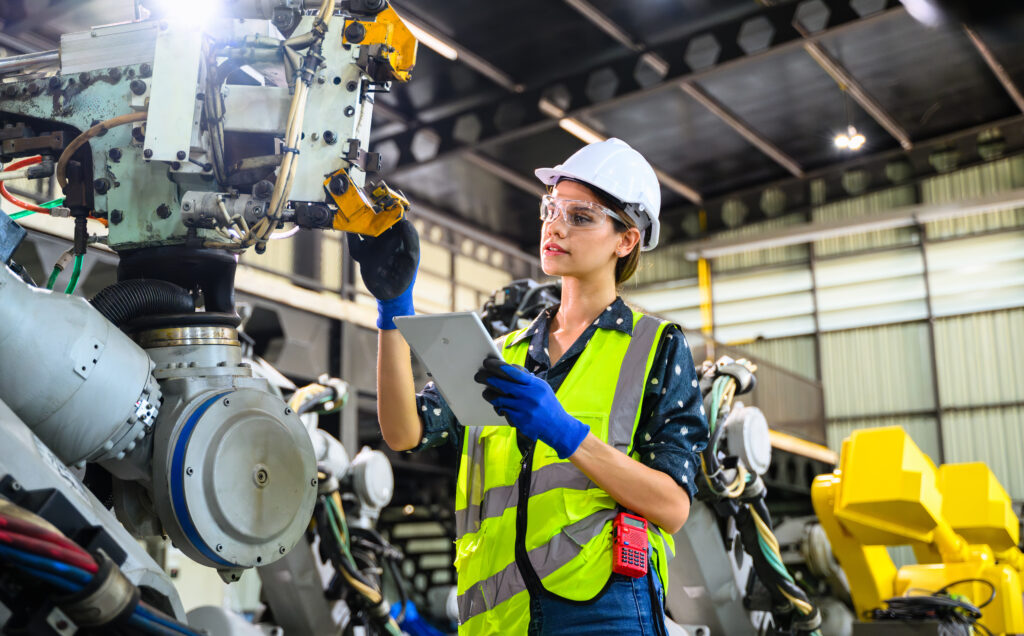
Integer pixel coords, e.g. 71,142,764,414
376,329,423,451
569,433,691,534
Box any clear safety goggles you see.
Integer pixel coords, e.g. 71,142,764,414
539,194,626,229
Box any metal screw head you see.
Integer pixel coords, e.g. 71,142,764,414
186,467,194,476
182,202,192,211
176,150,186,160
143,148,153,159
93,178,111,195
284,407,292,415
110,210,123,224
108,147,122,162
130,79,147,95
310,478,317,487
344,106,355,117
223,398,231,407
48,77,61,90
323,130,337,145
156,204,171,219
140,62,152,77
278,546,286,554
347,81,358,92
328,174,348,196
216,544,223,552
9,480,21,491
344,22,366,44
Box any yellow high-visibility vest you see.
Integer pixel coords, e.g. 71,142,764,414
454,310,676,635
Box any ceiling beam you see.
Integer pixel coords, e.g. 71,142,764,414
389,1,522,93
562,0,644,52
680,82,804,177
964,26,1024,113
461,151,547,198
795,24,913,150
373,1,906,174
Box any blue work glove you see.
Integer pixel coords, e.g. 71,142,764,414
474,357,590,459
346,219,419,330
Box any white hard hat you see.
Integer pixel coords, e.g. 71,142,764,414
535,138,661,251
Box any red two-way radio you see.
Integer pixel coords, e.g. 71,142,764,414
612,512,649,577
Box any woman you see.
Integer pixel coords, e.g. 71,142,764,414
351,138,708,635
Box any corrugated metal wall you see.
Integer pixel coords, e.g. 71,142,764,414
711,214,808,272
811,186,917,256
826,414,940,464
933,308,1024,407
819,323,936,418
922,156,1024,240
738,335,817,380
942,406,1024,501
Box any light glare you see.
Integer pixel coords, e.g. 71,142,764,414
558,118,606,144
403,20,458,61
834,134,850,149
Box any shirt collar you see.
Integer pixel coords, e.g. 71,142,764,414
508,296,633,346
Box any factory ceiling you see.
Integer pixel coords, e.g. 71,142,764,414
2,0,1023,254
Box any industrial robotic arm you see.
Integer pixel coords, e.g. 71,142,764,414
0,0,418,631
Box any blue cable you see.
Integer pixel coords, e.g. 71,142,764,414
10,564,82,594
136,605,203,636
0,544,91,584
0,544,200,636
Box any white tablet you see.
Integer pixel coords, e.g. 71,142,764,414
394,312,509,427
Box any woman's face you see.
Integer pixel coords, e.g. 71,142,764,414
539,180,639,280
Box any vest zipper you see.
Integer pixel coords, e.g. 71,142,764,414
514,440,543,595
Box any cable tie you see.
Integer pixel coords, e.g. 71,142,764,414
281,145,301,155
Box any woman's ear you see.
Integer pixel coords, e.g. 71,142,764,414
616,227,642,257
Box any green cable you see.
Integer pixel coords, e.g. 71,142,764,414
5,198,64,221
64,254,83,294
323,498,357,568
45,266,60,290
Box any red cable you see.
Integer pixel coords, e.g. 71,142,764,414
1,156,47,213
0,529,98,574
0,513,90,558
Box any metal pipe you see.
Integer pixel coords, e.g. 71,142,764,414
0,50,59,74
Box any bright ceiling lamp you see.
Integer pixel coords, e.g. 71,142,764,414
143,0,219,27
834,125,866,151
399,16,458,60
558,117,606,144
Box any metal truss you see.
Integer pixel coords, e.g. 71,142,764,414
373,0,905,173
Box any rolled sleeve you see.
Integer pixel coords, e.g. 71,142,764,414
411,381,463,452
632,325,709,501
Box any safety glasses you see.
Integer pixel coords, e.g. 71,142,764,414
539,194,625,229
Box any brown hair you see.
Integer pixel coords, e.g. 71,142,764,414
611,215,641,285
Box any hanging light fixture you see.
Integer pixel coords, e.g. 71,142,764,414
834,89,867,152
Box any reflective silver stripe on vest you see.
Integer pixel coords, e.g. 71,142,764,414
457,462,595,537
457,508,616,623
454,426,485,537
608,315,663,452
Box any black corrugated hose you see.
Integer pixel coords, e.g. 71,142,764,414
89,279,194,327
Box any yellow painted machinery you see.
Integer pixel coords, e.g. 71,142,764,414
812,426,1024,635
